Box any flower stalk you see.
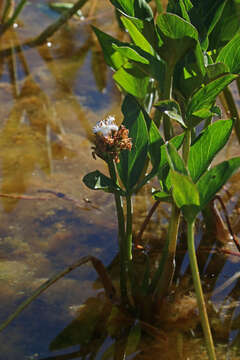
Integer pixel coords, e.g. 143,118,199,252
92,116,133,306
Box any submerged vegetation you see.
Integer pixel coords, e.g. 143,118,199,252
0,0,240,359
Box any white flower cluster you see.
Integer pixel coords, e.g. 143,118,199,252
93,116,118,137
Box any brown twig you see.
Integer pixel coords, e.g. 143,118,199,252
135,199,161,245
0,190,99,210
214,195,240,252
0,192,51,200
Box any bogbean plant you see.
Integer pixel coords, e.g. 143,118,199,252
83,0,240,359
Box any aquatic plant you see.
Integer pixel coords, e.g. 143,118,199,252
82,1,240,358
0,1,240,359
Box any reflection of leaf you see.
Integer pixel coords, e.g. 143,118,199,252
0,77,75,212
91,45,107,92
50,296,113,350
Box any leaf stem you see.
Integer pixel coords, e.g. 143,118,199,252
150,203,180,297
162,64,174,140
126,194,133,262
182,128,191,165
187,221,216,360
107,159,129,305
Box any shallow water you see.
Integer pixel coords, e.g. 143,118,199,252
0,2,239,360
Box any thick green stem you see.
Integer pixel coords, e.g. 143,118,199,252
187,221,216,360
126,194,133,262
182,128,191,166
162,65,174,140
107,159,129,305
150,203,180,296
222,87,240,144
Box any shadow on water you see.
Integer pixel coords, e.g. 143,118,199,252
0,1,240,360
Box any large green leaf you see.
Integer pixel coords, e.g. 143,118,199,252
156,13,198,68
134,118,164,191
209,0,240,51
120,16,154,55
157,133,184,191
166,142,188,175
117,95,149,192
170,170,200,222
197,157,240,209
188,119,233,182
186,73,237,126
217,33,240,74
200,0,227,50
148,119,164,165
112,44,149,64
83,170,125,195
92,27,125,70
113,62,150,98
176,0,227,49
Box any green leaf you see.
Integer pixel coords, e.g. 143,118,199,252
156,13,198,68
110,0,153,21
192,108,213,119
152,190,172,202
170,170,200,221
120,16,154,54
148,119,164,170
179,0,193,22
158,133,185,190
113,63,150,98
83,170,124,195
131,110,164,192
166,142,188,175
188,119,233,182
217,33,240,74
155,99,186,127
209,0,240,51
206,62,230,80
197,157,240,209
117,95,149,192
186,73,237,127
201,0,227,50
92,27,125,70
112,44,149,64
